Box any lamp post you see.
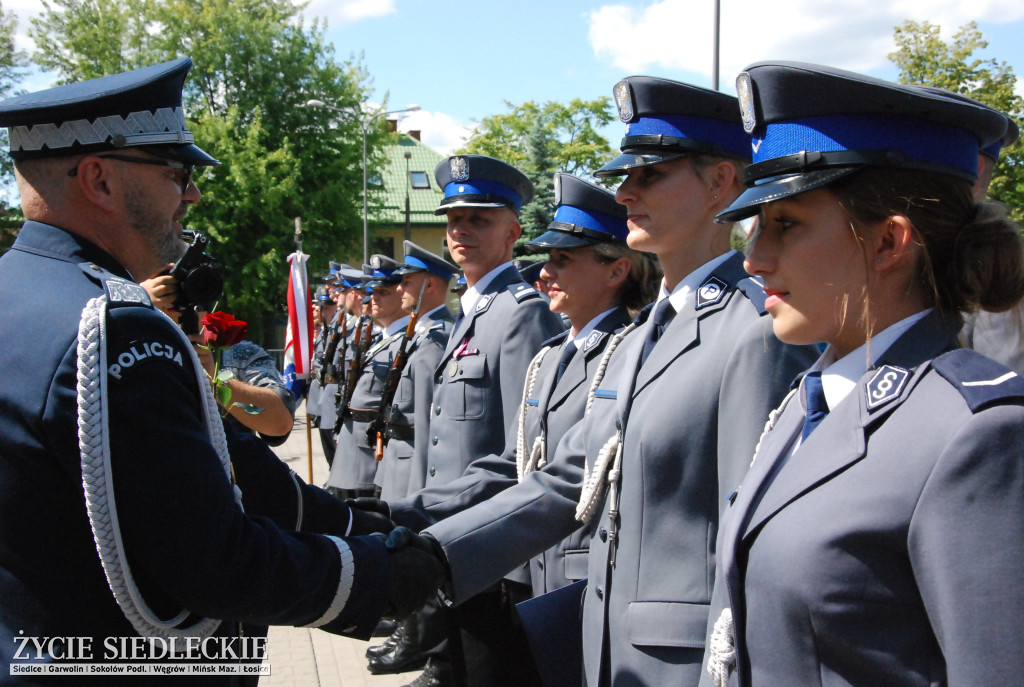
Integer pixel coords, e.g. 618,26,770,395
305,99,421,265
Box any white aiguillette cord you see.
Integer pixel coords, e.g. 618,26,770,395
77,295,240,638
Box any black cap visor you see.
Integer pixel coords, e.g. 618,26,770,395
716,168,857,223
144,142,220,166
524,229,598,253
594,149,692,178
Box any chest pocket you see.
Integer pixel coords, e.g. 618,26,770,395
446,353,488,421
395,363,414,405
367,358,392,395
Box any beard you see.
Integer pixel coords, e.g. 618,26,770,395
124,185,187,267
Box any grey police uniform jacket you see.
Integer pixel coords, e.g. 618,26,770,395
307,323,328,419
315,311,356,433
0,223,392,684
705,310,1024,687
327,320,407,491
392,308,633,600
376,307,453,501
575,252,817,687
418,264,565,489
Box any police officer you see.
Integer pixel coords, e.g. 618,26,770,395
0,58,441,684
327,255,405,498
704,62,1024,687
308,284,336,453
316,266,367,462
569,77,816,687
423,155,566,686
377,242,457,501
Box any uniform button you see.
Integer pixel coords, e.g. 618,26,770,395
615,417,621,430
595,586,603,600
599,527,608,542
537,560,544,570
432,436,439,445
435,405,441,415
429,467,436,477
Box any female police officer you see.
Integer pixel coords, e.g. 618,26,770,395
705,62,1024,687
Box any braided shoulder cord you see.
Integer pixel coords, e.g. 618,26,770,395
575,322,640,524
78,296,238,639
516,345,553,481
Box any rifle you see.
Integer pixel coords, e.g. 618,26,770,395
367,278,429,459
334,315,373,434
315,307,347,386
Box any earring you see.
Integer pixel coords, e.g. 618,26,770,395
711,194,719,201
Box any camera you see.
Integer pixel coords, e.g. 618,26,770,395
169,230,225,335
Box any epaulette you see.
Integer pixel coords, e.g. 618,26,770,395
932,349,1024,412
508,282,542,303
78,262,152,309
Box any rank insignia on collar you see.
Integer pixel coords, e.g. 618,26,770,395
865,365,910,412
451,156,469,182
696,276,728,309
476,293,494,312
583,330,603,353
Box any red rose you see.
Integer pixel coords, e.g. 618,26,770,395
201,311,249,348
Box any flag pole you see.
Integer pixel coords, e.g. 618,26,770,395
294,217,314,484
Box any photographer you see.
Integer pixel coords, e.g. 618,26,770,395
143,267,298,446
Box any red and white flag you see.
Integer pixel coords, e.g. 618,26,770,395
283,251,313,400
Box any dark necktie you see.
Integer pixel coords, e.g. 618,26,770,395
801,372,829,441
640,299,676,366
555,340,577,383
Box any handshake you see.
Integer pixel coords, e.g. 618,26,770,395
348,497,450,620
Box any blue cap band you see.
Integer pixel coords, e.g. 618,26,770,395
626,114,750,158
753,114,979,177
553,205,629,243
444,180,524,212
403,255,454,280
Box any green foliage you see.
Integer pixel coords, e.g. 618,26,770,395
890,20,1024,224
458,97,616,249
518,120,558,246
0,0,28,188
29,0,385,345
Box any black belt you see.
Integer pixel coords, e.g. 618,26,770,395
349,408,377,423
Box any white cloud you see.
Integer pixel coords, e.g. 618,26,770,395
301,0,395,28
588,0,1024,86
398,110,475,156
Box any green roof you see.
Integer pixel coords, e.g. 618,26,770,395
371,134,446,225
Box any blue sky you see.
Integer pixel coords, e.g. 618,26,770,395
309,0,1024,154
7,0,1024,155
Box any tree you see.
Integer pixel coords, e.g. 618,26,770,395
518,119,558,246
457,97,616,247
890,20,1024,223
29,0,388,344
0,0,28,185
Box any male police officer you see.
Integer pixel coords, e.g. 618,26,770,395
418,155,564,686
327,256,407,498
0,58,440,683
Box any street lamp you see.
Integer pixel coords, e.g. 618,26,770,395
305,99,421,265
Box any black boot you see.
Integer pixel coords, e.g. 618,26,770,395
367,630,429,674
401,658,456,687
365,625,404,659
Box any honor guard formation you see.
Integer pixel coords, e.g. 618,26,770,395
1,49,1023,687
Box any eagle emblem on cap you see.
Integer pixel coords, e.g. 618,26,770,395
736,72,757,134
613,80,635,123
451,156,469,182
553,174,562,206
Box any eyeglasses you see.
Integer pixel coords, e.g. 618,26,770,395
68,154,196,194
